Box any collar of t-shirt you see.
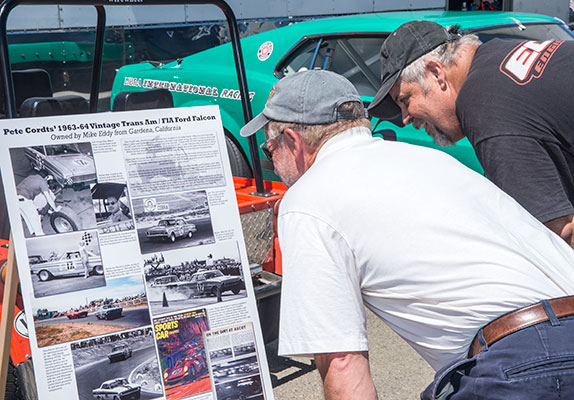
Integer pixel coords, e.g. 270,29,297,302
313,126,372,165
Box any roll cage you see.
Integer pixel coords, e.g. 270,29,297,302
0,0,266,193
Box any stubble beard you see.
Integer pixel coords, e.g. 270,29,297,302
273,152,300,188
413,118,455,147
275,167,299,188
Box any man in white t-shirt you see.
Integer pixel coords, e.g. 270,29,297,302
240,70,574,400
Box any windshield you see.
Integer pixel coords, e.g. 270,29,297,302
473,23,574,42
45,144,82,156
109,379,128,388
158,220,175,226
277,23,572,98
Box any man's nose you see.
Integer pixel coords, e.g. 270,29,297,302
402,109,412,125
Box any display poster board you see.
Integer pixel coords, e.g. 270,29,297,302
0,106,274,400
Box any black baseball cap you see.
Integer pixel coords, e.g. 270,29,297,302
367,20,459,122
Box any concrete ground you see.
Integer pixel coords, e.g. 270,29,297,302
265,308,434,400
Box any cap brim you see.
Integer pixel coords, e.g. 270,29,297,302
367,70,402,122
240,112,270,137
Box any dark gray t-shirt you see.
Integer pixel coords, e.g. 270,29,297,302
456,38,574,222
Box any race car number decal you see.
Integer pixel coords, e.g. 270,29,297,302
14,310,29,338
500,40,563,85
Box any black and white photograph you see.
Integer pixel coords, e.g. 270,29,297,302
212,355,261,385
71,327,163,400
10,143,97,237
210,348,233,363
27,230,105,298
31,275,151,347
91,182,135,235
233,342,256,358
133,190,215,255
214,374,264,400
143,242,246,316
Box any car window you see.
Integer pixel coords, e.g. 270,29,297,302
31,146,46,155
277,23,572,98
278,36,386,97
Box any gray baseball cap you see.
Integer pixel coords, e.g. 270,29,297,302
367,20,460,121
240,70,364,137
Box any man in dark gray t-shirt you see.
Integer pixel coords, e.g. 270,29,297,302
368,20,574,248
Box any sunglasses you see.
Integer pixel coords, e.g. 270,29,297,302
105,200,117,206
259,132,283,161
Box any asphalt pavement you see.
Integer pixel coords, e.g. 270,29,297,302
35,307,150,327
136,216,215,255
266,308,434,400
148,290,246,315
75,345,160,400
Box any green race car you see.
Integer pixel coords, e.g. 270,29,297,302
111,11,574,179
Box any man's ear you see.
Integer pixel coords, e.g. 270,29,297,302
425,60,447,91
283,127,305,157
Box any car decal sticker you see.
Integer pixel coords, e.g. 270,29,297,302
219,88,255,101
14,310,29,338
142,78,219,97
124,77,255,101
257,41,273,61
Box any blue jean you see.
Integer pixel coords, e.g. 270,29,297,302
422,304,574,399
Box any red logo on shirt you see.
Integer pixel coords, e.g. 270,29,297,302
499,40,563,85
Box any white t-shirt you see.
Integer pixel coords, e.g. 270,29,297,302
277,127,574,371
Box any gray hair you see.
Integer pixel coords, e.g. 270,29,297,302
400,34,482,93
266,101,372,151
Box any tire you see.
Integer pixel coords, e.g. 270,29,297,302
169,233,176,243
49,208,79,233
214,286,223,302
93,265,104,275
225,134,252,178
5,359,22,400
232,288,240,295
38,270,51,282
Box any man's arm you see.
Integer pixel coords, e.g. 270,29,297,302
41,189,60,212
545,214,574,248
314,351,378,400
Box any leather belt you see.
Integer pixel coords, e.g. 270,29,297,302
468,295,574,358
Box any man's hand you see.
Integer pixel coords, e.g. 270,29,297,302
545,214,574,249
314,351,378,400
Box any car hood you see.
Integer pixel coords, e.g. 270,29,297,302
47,154,95,177
100,306,122,312
147,226,168,233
